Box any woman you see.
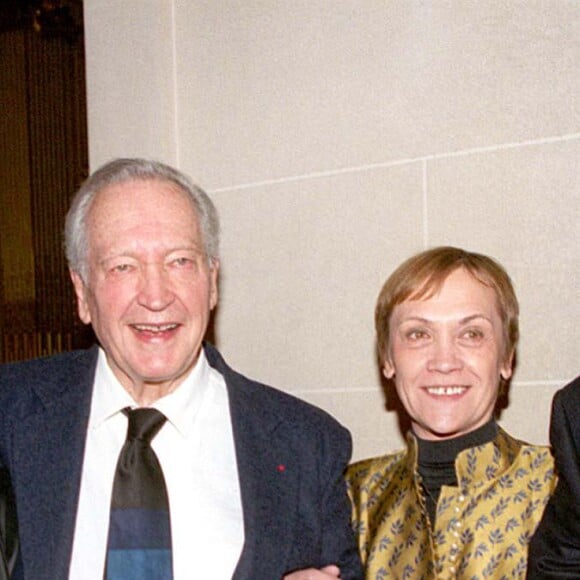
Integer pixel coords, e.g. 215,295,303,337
347,247,556,579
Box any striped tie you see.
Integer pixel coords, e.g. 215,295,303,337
105,407,173,580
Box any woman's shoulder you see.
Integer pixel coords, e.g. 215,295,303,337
495,427,555,482
346,447,408,493
497,427,552,458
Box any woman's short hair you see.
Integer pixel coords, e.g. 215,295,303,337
375,246,519,363
64,158,220,281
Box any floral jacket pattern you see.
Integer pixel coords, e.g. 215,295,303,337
346,427,556,579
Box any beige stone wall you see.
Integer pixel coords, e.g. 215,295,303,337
84,1,579,460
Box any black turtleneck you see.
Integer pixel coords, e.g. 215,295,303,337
416,420,498,526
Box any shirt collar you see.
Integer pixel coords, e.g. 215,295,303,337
89,347,214,437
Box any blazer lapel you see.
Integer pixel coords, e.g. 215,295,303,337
232,400,301,579
12,350,96,580
205,345,300,579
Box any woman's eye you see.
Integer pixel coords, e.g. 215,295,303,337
461,328,485,341
406,329,429,341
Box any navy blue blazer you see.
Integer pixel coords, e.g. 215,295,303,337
527,376,580,579
0,344,362,579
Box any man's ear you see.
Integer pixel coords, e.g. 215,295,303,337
70,270,92,324
209,258,220,311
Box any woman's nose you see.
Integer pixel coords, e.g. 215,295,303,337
426,337,463,373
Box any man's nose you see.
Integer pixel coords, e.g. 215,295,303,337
137,265,175,310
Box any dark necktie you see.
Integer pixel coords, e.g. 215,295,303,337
105,407,173,580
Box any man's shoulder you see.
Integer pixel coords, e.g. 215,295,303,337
0,347,98,411
235,367,338,424
1,347,96,381
204,343,348,436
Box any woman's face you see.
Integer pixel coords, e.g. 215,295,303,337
383,267,513,441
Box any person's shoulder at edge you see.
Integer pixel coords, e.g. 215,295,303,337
554,376,580,406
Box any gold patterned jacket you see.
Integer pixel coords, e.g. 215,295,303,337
346,427,556,579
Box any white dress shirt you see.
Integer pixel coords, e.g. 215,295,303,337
69,348,244,579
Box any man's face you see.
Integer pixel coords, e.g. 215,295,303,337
383,267,512,441
71,178,218,397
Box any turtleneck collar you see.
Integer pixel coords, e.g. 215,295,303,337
416,420,498,465
415,420,498,526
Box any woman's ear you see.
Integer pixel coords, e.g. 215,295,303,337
500,349,514,381
382,357,395,379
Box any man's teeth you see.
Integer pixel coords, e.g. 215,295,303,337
426,386,466,396
133,324,178,332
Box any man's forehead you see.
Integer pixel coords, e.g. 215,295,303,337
84,179,203,253
95,176,187,200
88,178,196,219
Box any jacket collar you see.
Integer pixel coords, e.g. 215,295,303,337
13,347,97,580
405,425,524,492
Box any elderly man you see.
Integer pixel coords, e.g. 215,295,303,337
0,159,361,580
